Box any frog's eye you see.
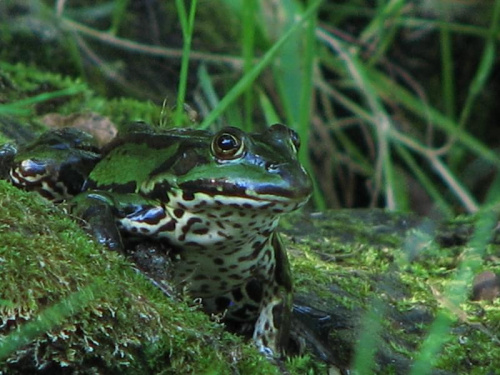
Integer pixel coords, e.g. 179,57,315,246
211,129,245,160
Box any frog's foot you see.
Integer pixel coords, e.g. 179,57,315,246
253,296,291,358
70,191,124,250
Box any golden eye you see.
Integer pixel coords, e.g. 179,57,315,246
211,129,245,160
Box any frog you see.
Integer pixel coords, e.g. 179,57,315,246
3,122,313,357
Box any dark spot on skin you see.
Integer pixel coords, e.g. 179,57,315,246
139,227,150,233
182,191,195,201
193,200,208,209
174,208,184,218
193,227,209,235
261,229,272,237
212,275,221,281
215,243,226,251
232,288,244,302
252,240,263,250
179,218,204,241
246,279,263,303
159,220,176,232
228,274,243,281
182,217,203,234
217,231,232,239
194,274,208,281
229,264,238,270
243,203,252,209
264,321,270,331
213,258,224,265
218,267,228,273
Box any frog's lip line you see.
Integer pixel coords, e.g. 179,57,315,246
181,186,312,205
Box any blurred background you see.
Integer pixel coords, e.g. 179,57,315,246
1,0,499,217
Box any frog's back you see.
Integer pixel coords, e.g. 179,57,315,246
87,128,211,194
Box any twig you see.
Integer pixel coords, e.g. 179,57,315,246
60,17,245,70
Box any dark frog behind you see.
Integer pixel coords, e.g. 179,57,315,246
2,122,313,358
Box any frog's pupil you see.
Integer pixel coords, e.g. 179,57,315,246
218,134,237,151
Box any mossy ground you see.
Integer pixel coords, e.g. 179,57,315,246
282,210,500,374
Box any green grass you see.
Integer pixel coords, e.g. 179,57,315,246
174,0,198,127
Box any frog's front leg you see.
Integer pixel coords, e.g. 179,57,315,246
70,191,168,251
253,234,293,358
70,191,124,250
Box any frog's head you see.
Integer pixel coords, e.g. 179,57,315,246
172,124,313,213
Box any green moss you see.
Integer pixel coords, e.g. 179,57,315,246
282,209,500,373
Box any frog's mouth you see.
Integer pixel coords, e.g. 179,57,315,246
178,177,312,204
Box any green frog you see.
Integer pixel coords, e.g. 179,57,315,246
3,122,312,357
